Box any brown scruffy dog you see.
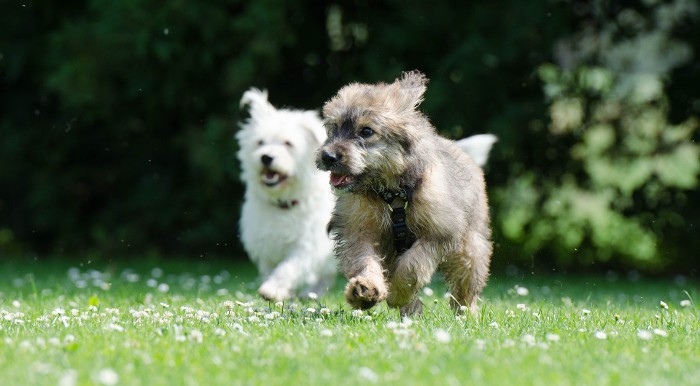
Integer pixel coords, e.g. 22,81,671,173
316,71,492,316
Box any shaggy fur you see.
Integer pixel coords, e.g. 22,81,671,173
316,71,493,316
237,88,336,301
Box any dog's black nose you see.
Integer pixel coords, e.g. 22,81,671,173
261,154,273,166
321,151,340,166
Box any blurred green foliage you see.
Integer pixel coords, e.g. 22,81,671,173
1,1,698,273
498,0,700,272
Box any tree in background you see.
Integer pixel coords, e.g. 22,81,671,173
1,0,699,274
498,0,700,271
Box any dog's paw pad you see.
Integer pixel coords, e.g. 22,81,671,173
345,277,387,310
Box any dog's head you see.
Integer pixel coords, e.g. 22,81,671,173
316,71,434,193
237,88,326,194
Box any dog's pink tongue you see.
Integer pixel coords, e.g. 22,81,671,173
330,173,351,187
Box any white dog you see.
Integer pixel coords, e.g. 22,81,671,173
236,88,337,301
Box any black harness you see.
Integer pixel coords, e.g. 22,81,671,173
377,189,416,255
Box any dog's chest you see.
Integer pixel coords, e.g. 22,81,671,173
240,200,327,263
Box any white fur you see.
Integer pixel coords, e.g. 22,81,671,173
236,88,336,301
454,134,498,167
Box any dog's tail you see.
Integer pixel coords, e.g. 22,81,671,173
455,134,497,167
240,88,276,118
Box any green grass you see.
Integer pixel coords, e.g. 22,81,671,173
0,258,698,386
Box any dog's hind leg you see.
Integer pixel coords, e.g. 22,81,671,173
399,297,423,317
443,232,491,315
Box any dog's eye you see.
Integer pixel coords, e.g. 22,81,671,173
257,140,264,146
284,140,293,148
359,127,374,138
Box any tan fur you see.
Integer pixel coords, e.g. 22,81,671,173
317,71,492,316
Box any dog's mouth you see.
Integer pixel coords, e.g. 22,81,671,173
329,173,355,189
261,170,288,187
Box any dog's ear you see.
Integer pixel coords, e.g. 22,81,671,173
301,111,327,146
240,88,276,120
393,70,428,111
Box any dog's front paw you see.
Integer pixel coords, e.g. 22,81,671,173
258,281,292,302
345,276,387,310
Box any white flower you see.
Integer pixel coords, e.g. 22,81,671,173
516,303,528,311
95,368,119,386
488,321,499,328
306,307,316,314
659,301,668,310
307,292,318,300
459,305,468,313
385,321,398,329
58,369,78,386
653,329,668,337
190,330,203,343
160,302,170,308
516,286,529,296
422,287,434,297
107,324,124,332
214,328,226,337
12,300,20,308
594,331,607,340
358,367,378,383
52,308,66,316
434,329,451,343
546,333,560,342
320,329,333,337
264,312,280,320
275,301,284,308
59,316,70,328
399,317,413,328
637,330,653,340
319,308,331,315
680,300,691,308
351,309,364,318
157,283,170,293
522,334,536,345
582,309,591,315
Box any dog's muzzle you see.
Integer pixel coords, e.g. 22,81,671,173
320,150,340,169
318,149,356,189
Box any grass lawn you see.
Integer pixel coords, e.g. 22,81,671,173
0,257,698,386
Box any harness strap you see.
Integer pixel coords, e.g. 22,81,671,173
379,190,416,255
